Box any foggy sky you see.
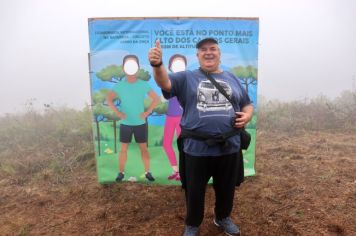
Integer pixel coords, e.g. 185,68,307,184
0,0,355,114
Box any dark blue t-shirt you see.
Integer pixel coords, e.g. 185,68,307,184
163,69,251,156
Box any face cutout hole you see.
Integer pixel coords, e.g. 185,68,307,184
170,58,186,73
123,59,139,75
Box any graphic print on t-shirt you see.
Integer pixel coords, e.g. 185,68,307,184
196,79,234,118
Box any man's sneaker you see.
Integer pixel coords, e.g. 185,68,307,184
183,225,199,236
168,171,180,180
115,172,124,182
145,172,155,181
213,217,240,236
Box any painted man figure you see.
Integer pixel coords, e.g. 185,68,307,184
108,55,159,182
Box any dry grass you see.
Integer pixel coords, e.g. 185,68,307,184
258,91,356,133
0,91,355,235
0,106,94,185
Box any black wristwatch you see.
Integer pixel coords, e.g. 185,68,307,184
150,61,162,67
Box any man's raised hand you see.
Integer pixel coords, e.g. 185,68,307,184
148,39,162,67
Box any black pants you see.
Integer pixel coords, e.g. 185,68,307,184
184,152,239,227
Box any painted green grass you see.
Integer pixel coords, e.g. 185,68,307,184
96,145,182,185
93,122,256,184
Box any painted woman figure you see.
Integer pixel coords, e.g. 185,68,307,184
163,54,187,181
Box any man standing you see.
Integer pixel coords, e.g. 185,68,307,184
107,55,159,182
148,38,253,236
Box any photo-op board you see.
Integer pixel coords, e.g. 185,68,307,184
88,17,259,184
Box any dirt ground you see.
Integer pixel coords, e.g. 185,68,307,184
1,131,355,236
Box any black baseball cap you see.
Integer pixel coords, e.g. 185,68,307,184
196,37,218,49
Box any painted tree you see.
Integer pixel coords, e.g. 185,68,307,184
92,89,120,155
230,65,258,94
136,69,151,81
96,65,125,83
144,98,168,115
